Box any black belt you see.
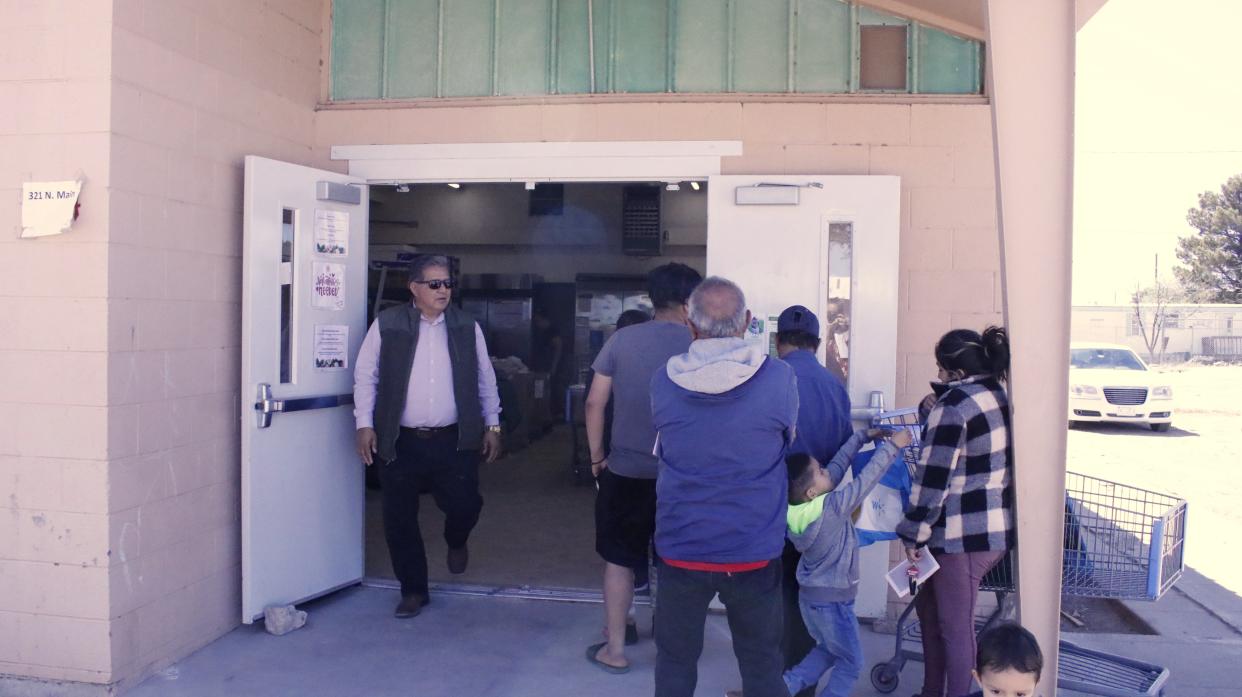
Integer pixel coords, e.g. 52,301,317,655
401,424,458,439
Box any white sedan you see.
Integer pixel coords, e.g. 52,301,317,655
1068,343,1174,432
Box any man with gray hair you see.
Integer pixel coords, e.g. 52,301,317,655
354,255,502,619
649,276,799,697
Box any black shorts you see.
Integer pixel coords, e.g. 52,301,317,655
594,469,657,570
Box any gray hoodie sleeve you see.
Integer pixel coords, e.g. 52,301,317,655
823,430,866,484
820,439,902,521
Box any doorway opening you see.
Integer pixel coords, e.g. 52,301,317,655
361,180,709,592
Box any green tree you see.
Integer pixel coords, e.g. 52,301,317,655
1174,174,1242,302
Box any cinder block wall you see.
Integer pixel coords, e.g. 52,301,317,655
104,0,326,689
2,0,327,693
0,0,118,686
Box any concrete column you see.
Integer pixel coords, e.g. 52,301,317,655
985,2,1076,691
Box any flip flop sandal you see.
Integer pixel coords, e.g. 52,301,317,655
585,642,630,675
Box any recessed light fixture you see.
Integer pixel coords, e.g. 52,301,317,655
690,181,701,191
665,182,680,191
525,181,536,191
447,183,462,189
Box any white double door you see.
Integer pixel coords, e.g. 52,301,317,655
239,162,899,621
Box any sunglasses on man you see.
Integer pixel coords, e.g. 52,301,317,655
412,279,456,290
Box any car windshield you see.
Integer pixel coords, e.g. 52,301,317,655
1070,348,1146,371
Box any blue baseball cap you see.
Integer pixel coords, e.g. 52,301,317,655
777,305,820,336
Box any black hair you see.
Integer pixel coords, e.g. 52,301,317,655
935,325,1010,382
648,263,703,311
616,309,651,330
407,254,452,284
785,453,818,505
976,622,1043,682
776,329,821,352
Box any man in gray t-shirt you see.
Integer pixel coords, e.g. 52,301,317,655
584,263,701,675
592,321,691,478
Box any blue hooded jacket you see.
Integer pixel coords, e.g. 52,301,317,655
650,338,799,563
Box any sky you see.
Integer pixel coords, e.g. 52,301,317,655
1073,0,1242,304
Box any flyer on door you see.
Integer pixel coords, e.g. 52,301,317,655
314,209,349,255
313,325,349,370
312,262,346,311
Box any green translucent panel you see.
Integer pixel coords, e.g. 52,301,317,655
792,0,851,92
386,0,440,98
498,0,553,95
555,0,591,93
917,26,980,94
673,0,727,92
331,0,385,100
442,0,495,97
328,0,982,99
733,0,789,92
612,0,668,92
591,0,612,90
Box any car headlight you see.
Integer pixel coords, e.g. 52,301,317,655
1070,385,1100,398
1151,386,1172,399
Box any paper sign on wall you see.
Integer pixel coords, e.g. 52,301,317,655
20,180,83,238
313,325,349,370
314,209,349,255
312,262,346,311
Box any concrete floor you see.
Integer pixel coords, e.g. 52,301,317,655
124,582,1242,696
124,585,925,697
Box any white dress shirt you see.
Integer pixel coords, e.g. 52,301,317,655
353,310,501,430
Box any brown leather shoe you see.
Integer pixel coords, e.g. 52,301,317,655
447,546,469,574
394,593,428,619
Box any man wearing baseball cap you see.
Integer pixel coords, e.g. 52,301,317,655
775,304,853,696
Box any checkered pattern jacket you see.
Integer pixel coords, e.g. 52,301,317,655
896,375,1015,554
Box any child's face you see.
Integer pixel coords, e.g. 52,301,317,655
804,459,834,500
973,667,1038,697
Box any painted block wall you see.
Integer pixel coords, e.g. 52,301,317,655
103,0,326,690
2,0,327,692
0,0,117,686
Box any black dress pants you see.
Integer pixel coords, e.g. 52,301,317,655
378,426,483,597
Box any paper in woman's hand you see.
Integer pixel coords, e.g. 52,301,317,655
885,550,940,599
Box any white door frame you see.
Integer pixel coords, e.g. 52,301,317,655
332,140,742,183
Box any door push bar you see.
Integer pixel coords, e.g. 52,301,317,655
254,383,354,429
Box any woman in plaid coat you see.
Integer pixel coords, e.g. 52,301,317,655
897,326,1015,697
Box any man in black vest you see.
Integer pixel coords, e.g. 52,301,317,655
354,255,503,618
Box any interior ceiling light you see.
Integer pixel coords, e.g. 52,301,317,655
395,184,410,193
690,181,701,191
665,182,680,191
447,183,462,189
525,181,536,190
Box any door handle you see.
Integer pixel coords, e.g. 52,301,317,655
254,383,355,428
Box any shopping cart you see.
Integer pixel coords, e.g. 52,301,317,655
866,410,1187,697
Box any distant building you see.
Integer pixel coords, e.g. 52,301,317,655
1072,304,1242,361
